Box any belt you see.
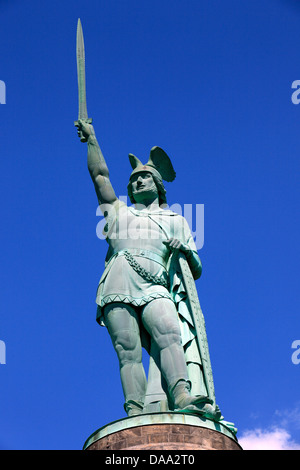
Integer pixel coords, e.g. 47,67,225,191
114,248,168,270
107,248,169,289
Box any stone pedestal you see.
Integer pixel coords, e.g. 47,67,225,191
83,413,242,451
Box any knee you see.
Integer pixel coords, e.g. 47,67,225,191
157,330,182,350
155,311,182,349
150,317,182,350
142,299,183,350
114,330,142,366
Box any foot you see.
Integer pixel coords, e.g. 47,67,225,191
182,402,223,421
174,393,214,410
171,380,213,410
124,400,144,416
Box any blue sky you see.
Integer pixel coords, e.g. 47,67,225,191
0,0,299,450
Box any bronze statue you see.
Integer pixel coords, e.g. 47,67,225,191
75,19,222,422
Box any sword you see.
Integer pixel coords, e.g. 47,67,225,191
74,18,92,142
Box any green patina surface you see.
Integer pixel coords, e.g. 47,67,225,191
75,18,238,440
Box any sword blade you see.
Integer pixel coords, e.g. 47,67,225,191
75,18,92,125
77,18,88,120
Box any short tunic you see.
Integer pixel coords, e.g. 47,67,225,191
96,199,198,325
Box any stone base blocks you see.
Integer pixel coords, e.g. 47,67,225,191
83,413,242,451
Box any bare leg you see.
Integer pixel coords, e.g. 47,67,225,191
141,298,188,392
103,302,147,414
141,298,213,411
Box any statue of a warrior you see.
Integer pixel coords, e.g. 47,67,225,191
76,119,222,421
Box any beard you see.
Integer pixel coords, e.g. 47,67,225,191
132,183,158,205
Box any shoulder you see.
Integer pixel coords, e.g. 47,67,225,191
100,198,127,216
157,208,181,217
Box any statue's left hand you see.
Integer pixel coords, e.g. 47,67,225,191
163,238,189,254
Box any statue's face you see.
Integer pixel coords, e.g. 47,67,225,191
130,171,158,203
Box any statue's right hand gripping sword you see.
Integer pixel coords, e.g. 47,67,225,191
74,18,92,142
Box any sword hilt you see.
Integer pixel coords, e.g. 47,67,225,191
74,118,93,143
